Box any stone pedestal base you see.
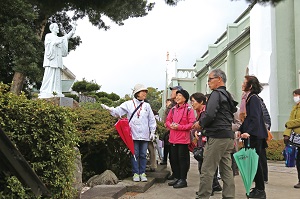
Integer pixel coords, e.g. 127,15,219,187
38,92,64,99
42,97,75,108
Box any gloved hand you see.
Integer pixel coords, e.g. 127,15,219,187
101,104,113,111
149,132,157,142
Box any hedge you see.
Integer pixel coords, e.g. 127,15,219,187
0,83,79,198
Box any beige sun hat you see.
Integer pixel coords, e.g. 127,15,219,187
133,84,148,95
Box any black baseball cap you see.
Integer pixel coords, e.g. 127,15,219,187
169,85,183,91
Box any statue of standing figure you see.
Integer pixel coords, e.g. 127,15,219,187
39,22,76,98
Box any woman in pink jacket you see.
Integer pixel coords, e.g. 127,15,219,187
165,89,195,188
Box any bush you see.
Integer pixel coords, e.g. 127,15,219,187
0,83,79,198
156,120,168,140
64,93,79,102
72,106,132,181
266,139,285,161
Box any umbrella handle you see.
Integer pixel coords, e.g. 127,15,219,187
243,138,250,148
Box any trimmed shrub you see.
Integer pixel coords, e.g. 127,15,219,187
0,83,79,198
72,106,132,181
266,139,285,161
64,93,79,102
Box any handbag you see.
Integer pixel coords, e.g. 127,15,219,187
282,145,297,167
193,146,204,161
289,130,300,147
266,130,273,142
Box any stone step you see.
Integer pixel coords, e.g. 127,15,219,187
81,184,127,199
81,164,170,198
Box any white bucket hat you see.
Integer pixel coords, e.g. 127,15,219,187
133,84,148,95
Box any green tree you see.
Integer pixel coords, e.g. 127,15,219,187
243,0,284,5
0,0,44,94
1,0,285,94
146,87,163,111
108,92,120,101
2,0,156,94
72,79,101,94
95,91,109,99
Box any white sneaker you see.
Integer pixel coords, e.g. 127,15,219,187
140,173,147,182
133,173,140,182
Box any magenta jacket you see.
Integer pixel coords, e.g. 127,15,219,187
165,103,196,144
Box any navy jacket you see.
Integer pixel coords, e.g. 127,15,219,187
239,93,268,139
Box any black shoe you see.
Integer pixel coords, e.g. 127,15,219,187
247,188,266,198
167,174,174,180
168,178,178,186
160,161,167,165
173,179,187,188
234,171,239,176
212,184,222,192
294,182,300,188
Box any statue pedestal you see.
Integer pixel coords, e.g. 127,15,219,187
43,97,75,108
38,92,64,99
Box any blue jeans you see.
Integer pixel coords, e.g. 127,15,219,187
131,140,148,174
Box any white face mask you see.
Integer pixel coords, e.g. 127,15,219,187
294,96,300,104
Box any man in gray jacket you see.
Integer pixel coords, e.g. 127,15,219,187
194,69,236,199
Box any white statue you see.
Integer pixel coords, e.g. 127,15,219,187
39,22,76,98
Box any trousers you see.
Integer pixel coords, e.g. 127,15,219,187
198,138,235,199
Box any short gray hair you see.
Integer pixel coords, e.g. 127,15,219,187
210,68,227,83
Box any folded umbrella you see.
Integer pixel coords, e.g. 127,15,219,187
114,118,136,161
233,147,259,195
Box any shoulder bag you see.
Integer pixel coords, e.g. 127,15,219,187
289,130,300,147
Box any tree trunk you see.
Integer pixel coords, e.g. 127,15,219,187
10,17,47,95
37,18,48,40
10,72,26,95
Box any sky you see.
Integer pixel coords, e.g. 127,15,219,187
63,0,250,97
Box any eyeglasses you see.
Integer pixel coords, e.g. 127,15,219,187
208,77,218,82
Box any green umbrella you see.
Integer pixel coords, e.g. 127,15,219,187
233,147,259,195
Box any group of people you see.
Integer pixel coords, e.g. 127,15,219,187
101,68,300,199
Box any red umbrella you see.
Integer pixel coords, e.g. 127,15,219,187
114,118,136,161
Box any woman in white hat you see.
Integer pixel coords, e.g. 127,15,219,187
101,84,157,182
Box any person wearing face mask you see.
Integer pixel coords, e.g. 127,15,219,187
283,88,300,189
101,84,157,182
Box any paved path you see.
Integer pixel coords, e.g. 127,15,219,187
119,158,299,199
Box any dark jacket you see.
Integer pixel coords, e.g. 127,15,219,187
199,86,235,138
239,93,268,139
163,99,176,123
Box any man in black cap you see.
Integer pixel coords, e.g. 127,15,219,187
161,85,182,180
